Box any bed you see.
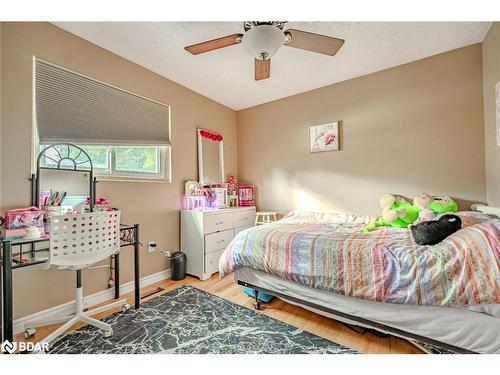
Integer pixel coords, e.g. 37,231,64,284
219,210,500,353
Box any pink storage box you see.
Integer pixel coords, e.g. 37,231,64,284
4,207,44,229
238,186,255,207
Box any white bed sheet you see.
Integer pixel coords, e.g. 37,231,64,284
233,267,500,354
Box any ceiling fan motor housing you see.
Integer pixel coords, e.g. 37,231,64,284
242,24,286,60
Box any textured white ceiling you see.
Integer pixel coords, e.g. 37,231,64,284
53,22,491,110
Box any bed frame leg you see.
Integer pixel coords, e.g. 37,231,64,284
253,290,262,310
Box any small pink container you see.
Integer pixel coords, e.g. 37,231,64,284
4,207,44,229
238,186,255,207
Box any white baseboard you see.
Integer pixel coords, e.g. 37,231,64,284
13,269,171,336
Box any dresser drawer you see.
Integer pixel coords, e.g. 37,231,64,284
205,229,233,254
235,225,253,235
205,248,224,274
203,212,234,234
234,210,255,228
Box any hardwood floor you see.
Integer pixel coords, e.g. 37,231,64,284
16,274,423,354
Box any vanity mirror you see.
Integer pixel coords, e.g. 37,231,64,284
197,129,224,184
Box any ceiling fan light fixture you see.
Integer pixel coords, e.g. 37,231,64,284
241,25,286,60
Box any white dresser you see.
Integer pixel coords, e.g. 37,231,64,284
181,206,256,280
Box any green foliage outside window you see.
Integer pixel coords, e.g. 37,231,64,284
78,145,109,170
115,146,158,173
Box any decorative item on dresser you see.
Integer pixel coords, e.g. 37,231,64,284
238,185,255,207
227,175,239,207
181,206,256,280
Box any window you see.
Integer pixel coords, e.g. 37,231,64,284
33,57,172,182
38,143,170,181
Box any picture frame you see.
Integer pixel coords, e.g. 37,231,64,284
309,121,340,153
238,185,255,207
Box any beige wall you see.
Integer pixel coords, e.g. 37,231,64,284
483,23,500,205
0,22,238,318
237,44,486,215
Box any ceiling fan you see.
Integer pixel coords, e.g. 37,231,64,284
184,22,345,81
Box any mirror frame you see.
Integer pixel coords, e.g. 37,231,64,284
197,129,224,184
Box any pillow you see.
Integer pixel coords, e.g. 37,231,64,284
455,211,493,227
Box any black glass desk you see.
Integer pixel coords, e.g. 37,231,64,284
0,224,140,343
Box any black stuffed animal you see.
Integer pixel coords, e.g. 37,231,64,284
410,214,462,245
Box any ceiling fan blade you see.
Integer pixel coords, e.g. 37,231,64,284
255,58,271,81
185,33,243,55
284,29,344,56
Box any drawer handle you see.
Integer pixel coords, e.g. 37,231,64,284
242,217,248,221
215,221,224,225
216,240,225,244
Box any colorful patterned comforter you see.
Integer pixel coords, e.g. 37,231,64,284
219,211,500,306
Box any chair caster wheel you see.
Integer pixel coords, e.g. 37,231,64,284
122,303,130,312
104,329,113,338
254,301,262,310
25,327,37,339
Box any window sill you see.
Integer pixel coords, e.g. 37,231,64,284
95,175,171,183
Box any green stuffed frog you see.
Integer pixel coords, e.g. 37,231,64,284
429,195,458,215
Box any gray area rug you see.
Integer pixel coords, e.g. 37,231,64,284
49,285,358,354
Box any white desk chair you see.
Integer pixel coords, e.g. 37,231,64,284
26,211,129,350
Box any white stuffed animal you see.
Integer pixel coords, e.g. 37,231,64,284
413,192,436,224
380,193,408,222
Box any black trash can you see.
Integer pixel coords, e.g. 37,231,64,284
170,251,187,280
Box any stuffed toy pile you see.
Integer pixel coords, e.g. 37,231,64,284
363,192,458,232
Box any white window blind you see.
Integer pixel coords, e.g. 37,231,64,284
34,58,171,146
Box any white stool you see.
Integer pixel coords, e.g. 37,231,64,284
255,211,278,226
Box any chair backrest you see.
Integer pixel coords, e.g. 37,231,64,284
48,210,121,269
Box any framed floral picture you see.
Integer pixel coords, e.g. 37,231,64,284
496,81,500,146
309,122,339,153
